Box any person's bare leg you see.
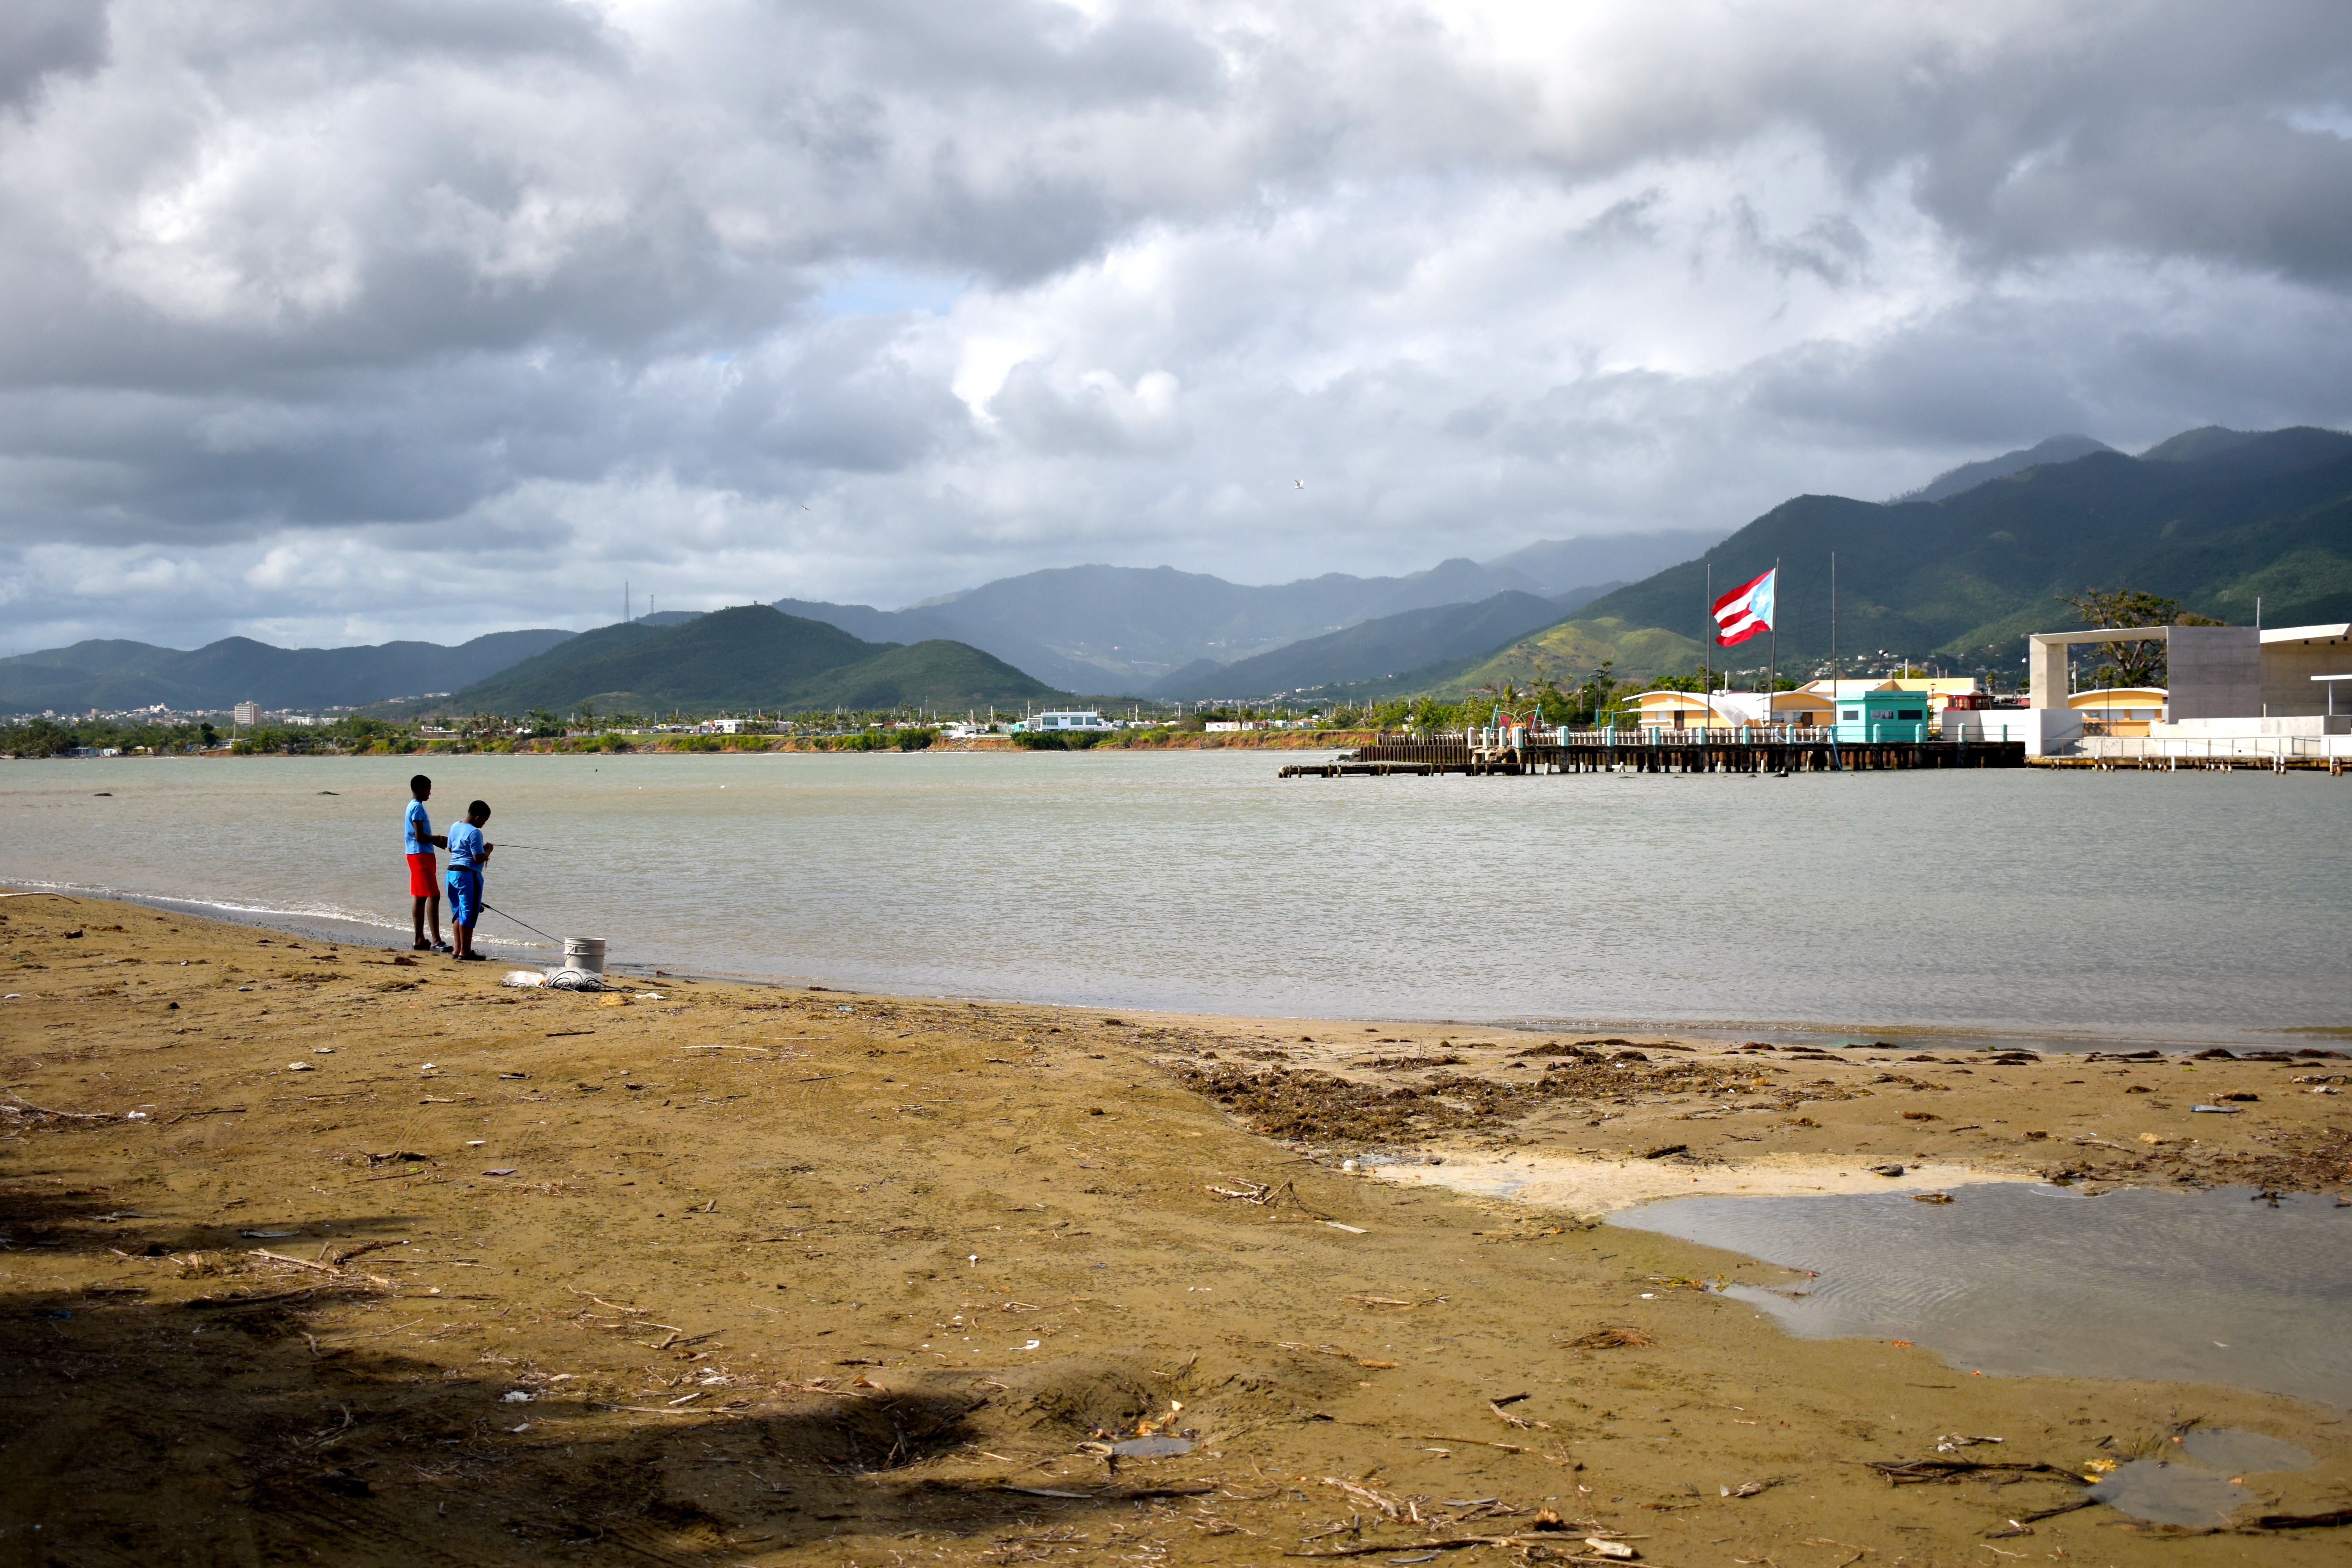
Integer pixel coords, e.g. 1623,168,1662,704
412,895,430,949
427,893,444,949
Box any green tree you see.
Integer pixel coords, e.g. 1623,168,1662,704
2061,589,2225,688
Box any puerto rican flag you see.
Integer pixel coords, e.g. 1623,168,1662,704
1712,567,1775,646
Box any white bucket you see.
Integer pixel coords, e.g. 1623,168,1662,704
561,936,606,974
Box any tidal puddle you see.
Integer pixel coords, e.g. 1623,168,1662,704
2082,1429,2313,1526
2086,1461,2250,1527
1609,1183,2352,1409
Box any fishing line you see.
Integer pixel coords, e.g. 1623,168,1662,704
480,901,562,944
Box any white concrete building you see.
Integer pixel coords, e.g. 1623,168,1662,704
2024,621,2352,760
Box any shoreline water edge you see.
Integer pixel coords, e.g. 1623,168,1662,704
2,888,2347,1563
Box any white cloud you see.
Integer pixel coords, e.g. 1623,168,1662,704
2,0,2350,651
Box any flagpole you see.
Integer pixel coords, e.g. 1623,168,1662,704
1770,556,1780,737
1829,551,1840,770
1704,562,1713,735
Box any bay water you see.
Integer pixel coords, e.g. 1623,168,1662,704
2,750,2343,1045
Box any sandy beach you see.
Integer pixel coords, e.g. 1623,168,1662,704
2,892,2347,1566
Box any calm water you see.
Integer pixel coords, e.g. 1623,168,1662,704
1611,1184,2352,1410
2,751,2346,1044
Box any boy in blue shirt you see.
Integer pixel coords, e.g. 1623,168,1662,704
404,774,450,953
444,799,495,961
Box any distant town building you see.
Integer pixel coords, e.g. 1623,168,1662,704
232,701,260,727
1017,710,1116,733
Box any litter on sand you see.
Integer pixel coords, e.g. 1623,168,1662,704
500,971,547,988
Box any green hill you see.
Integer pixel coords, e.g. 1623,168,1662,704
0,630,575,713
1573,425,2352,670
449,605,1058,714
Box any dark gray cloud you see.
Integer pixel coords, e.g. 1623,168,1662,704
0,0,109,114
1,0,2349,653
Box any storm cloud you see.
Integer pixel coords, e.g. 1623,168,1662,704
4,0,2350,649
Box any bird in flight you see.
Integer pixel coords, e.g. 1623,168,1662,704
1294,479,1304,489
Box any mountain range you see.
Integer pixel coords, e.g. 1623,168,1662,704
448,605,1056,715
772,529,1715,692
1563,424,2352,673
0,629,574,715
9,425,2347,717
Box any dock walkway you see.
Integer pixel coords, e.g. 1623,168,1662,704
1279,737,2025,778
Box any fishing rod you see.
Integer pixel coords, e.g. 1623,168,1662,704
479,901,563,944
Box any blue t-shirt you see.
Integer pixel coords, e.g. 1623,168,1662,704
404,799,433,855
446,820,485,869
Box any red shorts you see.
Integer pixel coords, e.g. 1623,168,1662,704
407,852,438,898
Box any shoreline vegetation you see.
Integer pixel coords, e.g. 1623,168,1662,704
0,666,1652,759
0,718,1391,759
3,891,2347,1564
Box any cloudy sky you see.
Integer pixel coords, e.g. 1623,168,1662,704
4,0,2350,651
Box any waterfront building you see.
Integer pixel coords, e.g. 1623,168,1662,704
2067,687,2168,736
1014,710,1116,733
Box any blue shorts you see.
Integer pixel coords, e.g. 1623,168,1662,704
445,866,482,928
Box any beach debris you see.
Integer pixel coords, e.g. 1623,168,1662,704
2140,1132,2165,1144
500,970,547,988
2191,1105,2241,1114
1911,1191,1954,1203
1320,1477,1406,1519
1324,1221,1367,1234
544,968,606,991
286,1062,313,1072
1,1089,120,1122
2244,1506,2352,1530
1867,1458,2085,1486
1934,1435,2005,1452
1279,1342,1400,1368
1206,1178,1296,1207
1346,1293,1445,1311
1488,1394,1551,1430
1869,1163,1906,1176
483,1168,517,1177
1720,1479,1782,1497
1642,1143,1688,1160
1583,1538,1639,1559
1561,1326,1653,1350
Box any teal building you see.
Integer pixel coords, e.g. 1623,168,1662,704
1833,691,1929,743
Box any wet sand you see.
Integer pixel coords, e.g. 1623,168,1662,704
2,893,2347,1566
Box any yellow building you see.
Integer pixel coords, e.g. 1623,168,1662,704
2067,686,2167,736
1618,691,1766,728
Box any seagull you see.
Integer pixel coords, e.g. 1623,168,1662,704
1294,479,1304,489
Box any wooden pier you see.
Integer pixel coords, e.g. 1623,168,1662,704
1278,737,2026,778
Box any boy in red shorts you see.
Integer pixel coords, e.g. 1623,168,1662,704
405,774,451,952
